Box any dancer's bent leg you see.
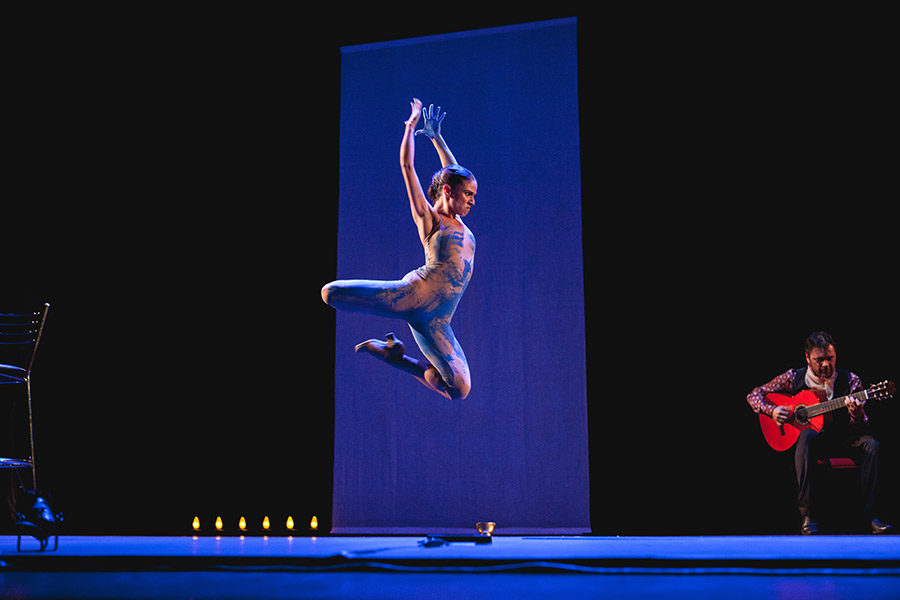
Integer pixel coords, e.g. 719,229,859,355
323,277,470,400
355,330,469,400
408,321,471,400
354,333,436,392
321,278,418,319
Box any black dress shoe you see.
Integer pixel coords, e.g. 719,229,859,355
871,518,893,534
801,516,819,535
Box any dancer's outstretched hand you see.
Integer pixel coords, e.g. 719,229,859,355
406,98,423,126
415,103,446,139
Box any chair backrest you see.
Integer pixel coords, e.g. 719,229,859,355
0,303,50,382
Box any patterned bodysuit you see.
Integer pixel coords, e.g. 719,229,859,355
324,213,475,396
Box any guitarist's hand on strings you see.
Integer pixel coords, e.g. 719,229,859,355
772,406,791,425
845,396,866,422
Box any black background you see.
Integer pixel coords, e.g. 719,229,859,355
3,7,896,536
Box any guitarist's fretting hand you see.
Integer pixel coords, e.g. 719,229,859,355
845,395,866,422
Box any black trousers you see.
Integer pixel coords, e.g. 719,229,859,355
795,428,881,520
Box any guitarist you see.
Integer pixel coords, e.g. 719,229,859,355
746,331,891,535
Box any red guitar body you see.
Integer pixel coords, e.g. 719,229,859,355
759,389,825,451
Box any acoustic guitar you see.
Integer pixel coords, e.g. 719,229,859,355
760,380,895,451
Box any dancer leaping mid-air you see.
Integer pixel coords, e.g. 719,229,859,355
321,98,477,400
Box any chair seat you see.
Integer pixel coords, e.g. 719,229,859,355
817,457,857,469
0,302,49,501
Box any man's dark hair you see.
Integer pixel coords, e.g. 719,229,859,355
805,331,835,354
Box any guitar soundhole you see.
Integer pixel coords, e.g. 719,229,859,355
793,404,809,426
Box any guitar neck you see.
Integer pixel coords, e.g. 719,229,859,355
805,389,867,418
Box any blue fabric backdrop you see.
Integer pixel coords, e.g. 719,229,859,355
332,18,588,534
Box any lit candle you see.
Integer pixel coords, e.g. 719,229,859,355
262,516,270,531
215,516,223,532
192,516,201,531
239,516,247,531
286,516,295,531
310,516,319,531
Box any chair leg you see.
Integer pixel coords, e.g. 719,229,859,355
26,377,37,492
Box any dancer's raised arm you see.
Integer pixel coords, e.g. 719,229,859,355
415,103,457,168
400,98,439,243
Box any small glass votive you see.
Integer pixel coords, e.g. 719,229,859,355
476,522,495,536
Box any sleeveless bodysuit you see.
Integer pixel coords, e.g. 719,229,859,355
325,212,475,395
402,214,475,393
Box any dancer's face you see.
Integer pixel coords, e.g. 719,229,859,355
806,345,836,380
445,179,477,217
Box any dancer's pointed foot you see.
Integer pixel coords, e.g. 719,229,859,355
354,332,406,362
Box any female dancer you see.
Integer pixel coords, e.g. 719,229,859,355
321,99,477,400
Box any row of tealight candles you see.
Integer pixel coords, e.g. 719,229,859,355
192,515,319,533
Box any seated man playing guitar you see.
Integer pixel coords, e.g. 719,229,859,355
747,331,893,535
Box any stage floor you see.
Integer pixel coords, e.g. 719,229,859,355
2,534,899,599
